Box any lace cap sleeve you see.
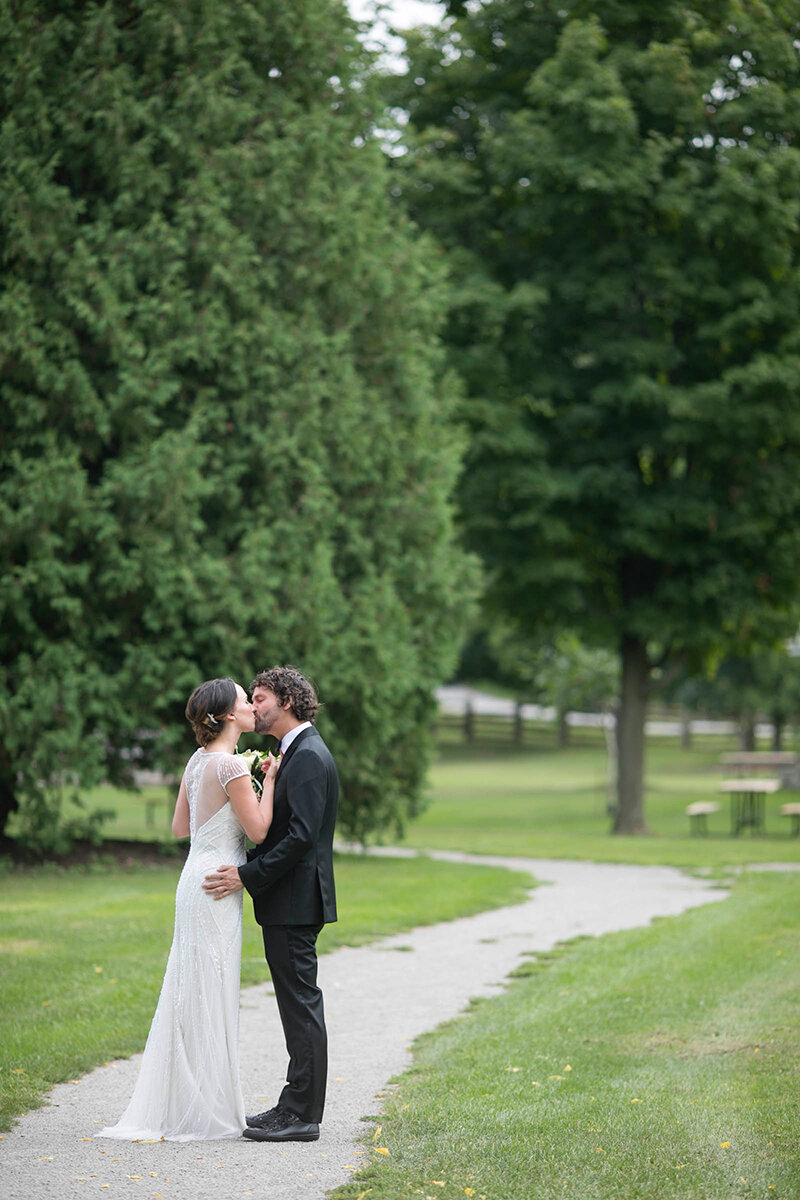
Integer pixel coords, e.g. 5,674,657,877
217,753,251,796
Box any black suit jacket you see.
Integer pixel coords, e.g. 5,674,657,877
238,726,338,926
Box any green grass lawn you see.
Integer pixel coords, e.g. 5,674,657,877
0,853,531,1131
333,869,800,1200
399,733,800,867
62,729,800,868
6,724,800,1185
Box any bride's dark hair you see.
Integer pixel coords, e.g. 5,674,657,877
185,677,238,747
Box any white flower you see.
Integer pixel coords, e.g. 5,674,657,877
237,749,262,769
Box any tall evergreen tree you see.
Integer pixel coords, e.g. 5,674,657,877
391,0,800,830
0,0,476,851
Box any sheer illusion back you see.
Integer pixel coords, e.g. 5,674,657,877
187,749,251,835
99,749,251,1141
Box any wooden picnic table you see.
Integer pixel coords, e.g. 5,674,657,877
718,751,798,775
718,778,781,835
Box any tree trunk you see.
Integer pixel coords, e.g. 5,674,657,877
772,716,784,752
556,709,570,748
739,711,756,751
514,702,524,745
603,706,618,818
613,635,650,834
680,707,692,750
0,751,19,851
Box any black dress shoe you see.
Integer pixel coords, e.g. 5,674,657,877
242,1110,320,1142
245,1106,283,1129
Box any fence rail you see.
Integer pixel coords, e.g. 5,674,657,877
434,695,775,747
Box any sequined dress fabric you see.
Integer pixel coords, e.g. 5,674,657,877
99,750,249,1140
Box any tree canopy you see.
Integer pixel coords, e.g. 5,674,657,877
390,0,800,830
0,0,476,852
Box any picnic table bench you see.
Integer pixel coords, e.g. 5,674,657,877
686,800,721,835
780,802,800,836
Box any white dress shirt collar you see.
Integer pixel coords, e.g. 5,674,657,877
280,721,312,756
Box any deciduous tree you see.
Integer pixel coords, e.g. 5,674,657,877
391,0,800,830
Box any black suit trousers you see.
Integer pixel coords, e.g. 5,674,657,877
262,923,327,1124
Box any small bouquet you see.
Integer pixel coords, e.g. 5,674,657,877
238,748,273,797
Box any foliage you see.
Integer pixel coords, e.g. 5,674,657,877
9,787,115,859
389,0,800,831
668,644,800,748
0,0,477,850
489,624,618,740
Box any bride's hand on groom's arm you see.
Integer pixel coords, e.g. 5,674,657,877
202,865,244,899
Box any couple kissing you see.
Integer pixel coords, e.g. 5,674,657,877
100,665,338,1144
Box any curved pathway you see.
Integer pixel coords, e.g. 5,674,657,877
1,852,728,1200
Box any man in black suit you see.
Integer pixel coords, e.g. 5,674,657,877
203,665,338,1143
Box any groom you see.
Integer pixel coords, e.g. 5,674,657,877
203,665,338,1142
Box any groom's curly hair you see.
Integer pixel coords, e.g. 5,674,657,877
250,665,320,723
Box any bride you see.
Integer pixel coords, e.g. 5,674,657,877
100,677,276,1141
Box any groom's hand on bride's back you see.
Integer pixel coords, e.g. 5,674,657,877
202,865,244,899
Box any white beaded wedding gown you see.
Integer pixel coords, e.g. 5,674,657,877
99,749,251,1141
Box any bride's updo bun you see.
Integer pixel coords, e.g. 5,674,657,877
185,677,238,747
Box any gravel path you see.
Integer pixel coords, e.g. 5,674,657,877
0,851,728,1200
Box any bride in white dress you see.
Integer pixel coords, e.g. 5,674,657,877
100,677,276,1141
